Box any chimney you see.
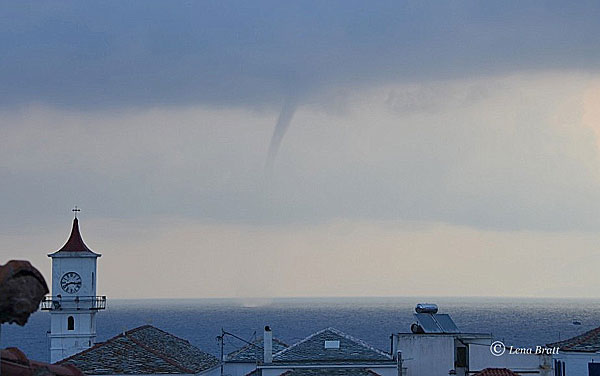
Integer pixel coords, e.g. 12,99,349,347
264,326,273,364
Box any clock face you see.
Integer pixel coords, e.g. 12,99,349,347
60,272,82,294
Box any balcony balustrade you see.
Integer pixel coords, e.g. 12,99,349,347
40,295,106,311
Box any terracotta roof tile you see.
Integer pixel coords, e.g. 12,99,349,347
548,326,600,352
474,368,520,376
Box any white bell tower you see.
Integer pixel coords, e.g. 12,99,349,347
42,208,106,363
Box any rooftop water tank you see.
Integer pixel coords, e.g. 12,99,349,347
415,303,438,314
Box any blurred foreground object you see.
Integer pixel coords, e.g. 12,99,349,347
0,260,49,325
0,261,83,375
1,348,83,376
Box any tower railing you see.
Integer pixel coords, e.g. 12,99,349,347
40,295,107,311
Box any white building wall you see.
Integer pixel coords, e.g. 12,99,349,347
223,362,258,376
49,310,98,362
91,374,195,376
468,344,547,374
261,367,291,376
49,253,100,363
198,366,222,376
367,366,399,376
396,335,455,376
261,366,397,376
553,352,600,376
51,256,98,297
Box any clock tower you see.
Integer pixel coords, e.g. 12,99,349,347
42,212,106,363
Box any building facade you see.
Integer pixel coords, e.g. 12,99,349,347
548,326,600,376
257,326,399,376
393,304,551,376
42,217,106,363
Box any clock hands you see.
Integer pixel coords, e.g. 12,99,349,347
61,272,82,293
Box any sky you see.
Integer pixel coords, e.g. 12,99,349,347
2,1,600,298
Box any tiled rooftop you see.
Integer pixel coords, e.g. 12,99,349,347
548,326,600,352
247,369,381,376
227,337,289,362
473,369,520,376
272,328,394,365
59,325,219,374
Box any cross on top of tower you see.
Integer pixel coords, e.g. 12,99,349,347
72,206,81,218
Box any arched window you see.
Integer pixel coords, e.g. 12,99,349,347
68,316,75,331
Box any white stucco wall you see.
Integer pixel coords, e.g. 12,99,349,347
396,335,455,376
261,367,289,376
199,366,222,376
49,254,100,363
553,351,600,376
469,343,547,374
223,362,258,376
51,256,98,298
367,366,399,376
90,371,219,376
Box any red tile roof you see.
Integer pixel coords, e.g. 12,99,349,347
474,368,520,376
548,326,600,352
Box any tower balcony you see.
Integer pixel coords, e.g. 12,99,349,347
40,295,106,311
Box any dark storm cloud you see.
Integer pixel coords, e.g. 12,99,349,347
1,0,600,109
3,1,600,233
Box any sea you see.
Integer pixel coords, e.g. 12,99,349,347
2,297,600,363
